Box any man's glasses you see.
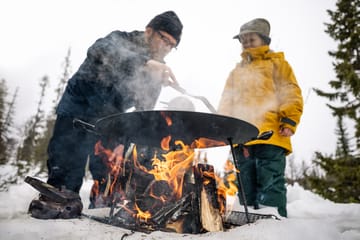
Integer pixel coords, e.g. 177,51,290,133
156,31,177,49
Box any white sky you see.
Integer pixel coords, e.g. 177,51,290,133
0,0,339,166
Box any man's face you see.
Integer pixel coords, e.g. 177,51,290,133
239,33,265,49
146,28,177,61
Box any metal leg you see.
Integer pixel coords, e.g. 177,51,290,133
227,138,250,223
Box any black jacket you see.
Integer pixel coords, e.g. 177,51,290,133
56,30,162,121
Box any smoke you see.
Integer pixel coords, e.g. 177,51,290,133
77,30,163,113
219,67,279,128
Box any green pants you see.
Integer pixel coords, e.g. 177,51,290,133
235,144,287,217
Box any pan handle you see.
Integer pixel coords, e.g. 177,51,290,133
73,118,99,135
244,130,273,144
170,84,217,113
256,130,273,141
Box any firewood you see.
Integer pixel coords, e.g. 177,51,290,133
194,164,223,232
200,187,223,231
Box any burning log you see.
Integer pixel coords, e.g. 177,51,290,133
194,164,223,232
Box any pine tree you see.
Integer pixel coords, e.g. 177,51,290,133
307,117,360,202
17,76,49,170
53,47,72,114
314,0,360,148
0,79,18,165
0,79,8,164
306,0,360,203
33,48,72,172
3,87,18,163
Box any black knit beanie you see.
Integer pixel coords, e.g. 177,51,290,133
146,11,183,46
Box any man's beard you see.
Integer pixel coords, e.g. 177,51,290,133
148,34,166,62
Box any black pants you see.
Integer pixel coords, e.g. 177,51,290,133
47,115,99,193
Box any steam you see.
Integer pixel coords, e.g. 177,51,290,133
218,67,279,128
77,30,163,113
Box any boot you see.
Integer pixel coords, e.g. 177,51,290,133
29,193,83,219
26,176,83,219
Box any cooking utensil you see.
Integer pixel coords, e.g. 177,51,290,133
73,110,259,148
170,84,217,113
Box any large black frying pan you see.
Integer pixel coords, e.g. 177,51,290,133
73,110,260,149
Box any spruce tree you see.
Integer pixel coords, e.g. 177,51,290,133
307,0,360,203
17,76,49,171
307,116,360,202
0,79,8,164
33,48,72,172
314,0,360,146
2,87,18,163
0,79,18,165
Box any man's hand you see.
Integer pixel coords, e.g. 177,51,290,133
145,59,179,86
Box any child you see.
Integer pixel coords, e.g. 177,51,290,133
217,18,303,217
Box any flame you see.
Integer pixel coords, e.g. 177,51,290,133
149,190,167,203
224,159,235,172
160,135,171,151
191,138,226,148
202,170,215,185
161,112,172,126
90,180,100,199
146,139,194,199
215,159,238,214
134,203,152,222
94,141,125,195
132,145,151,173
94,141,124,176
224,173,238,196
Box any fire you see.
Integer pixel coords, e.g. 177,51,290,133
160,135,171,151
161,112,172,126
92,130,239,229
134,203,151,222
94,141,124,177
147,139,194,199
191,138,226,149
215,159,238,214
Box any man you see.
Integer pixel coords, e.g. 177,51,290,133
29,11,183,218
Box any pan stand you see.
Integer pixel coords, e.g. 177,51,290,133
227,138,250,223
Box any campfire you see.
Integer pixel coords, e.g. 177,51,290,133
25,111,276,233
25,111,277,232
84,111,276,233
90,135,241,233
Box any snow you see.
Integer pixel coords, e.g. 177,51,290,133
0,179,359,240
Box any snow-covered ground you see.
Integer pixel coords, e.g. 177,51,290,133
0,179,359,240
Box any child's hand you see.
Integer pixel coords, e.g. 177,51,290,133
279,127,293,137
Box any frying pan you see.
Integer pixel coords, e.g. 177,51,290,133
73,110,259,149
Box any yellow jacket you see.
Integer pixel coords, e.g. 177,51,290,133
217,45,303,154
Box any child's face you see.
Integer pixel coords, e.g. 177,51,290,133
240,33,265,49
